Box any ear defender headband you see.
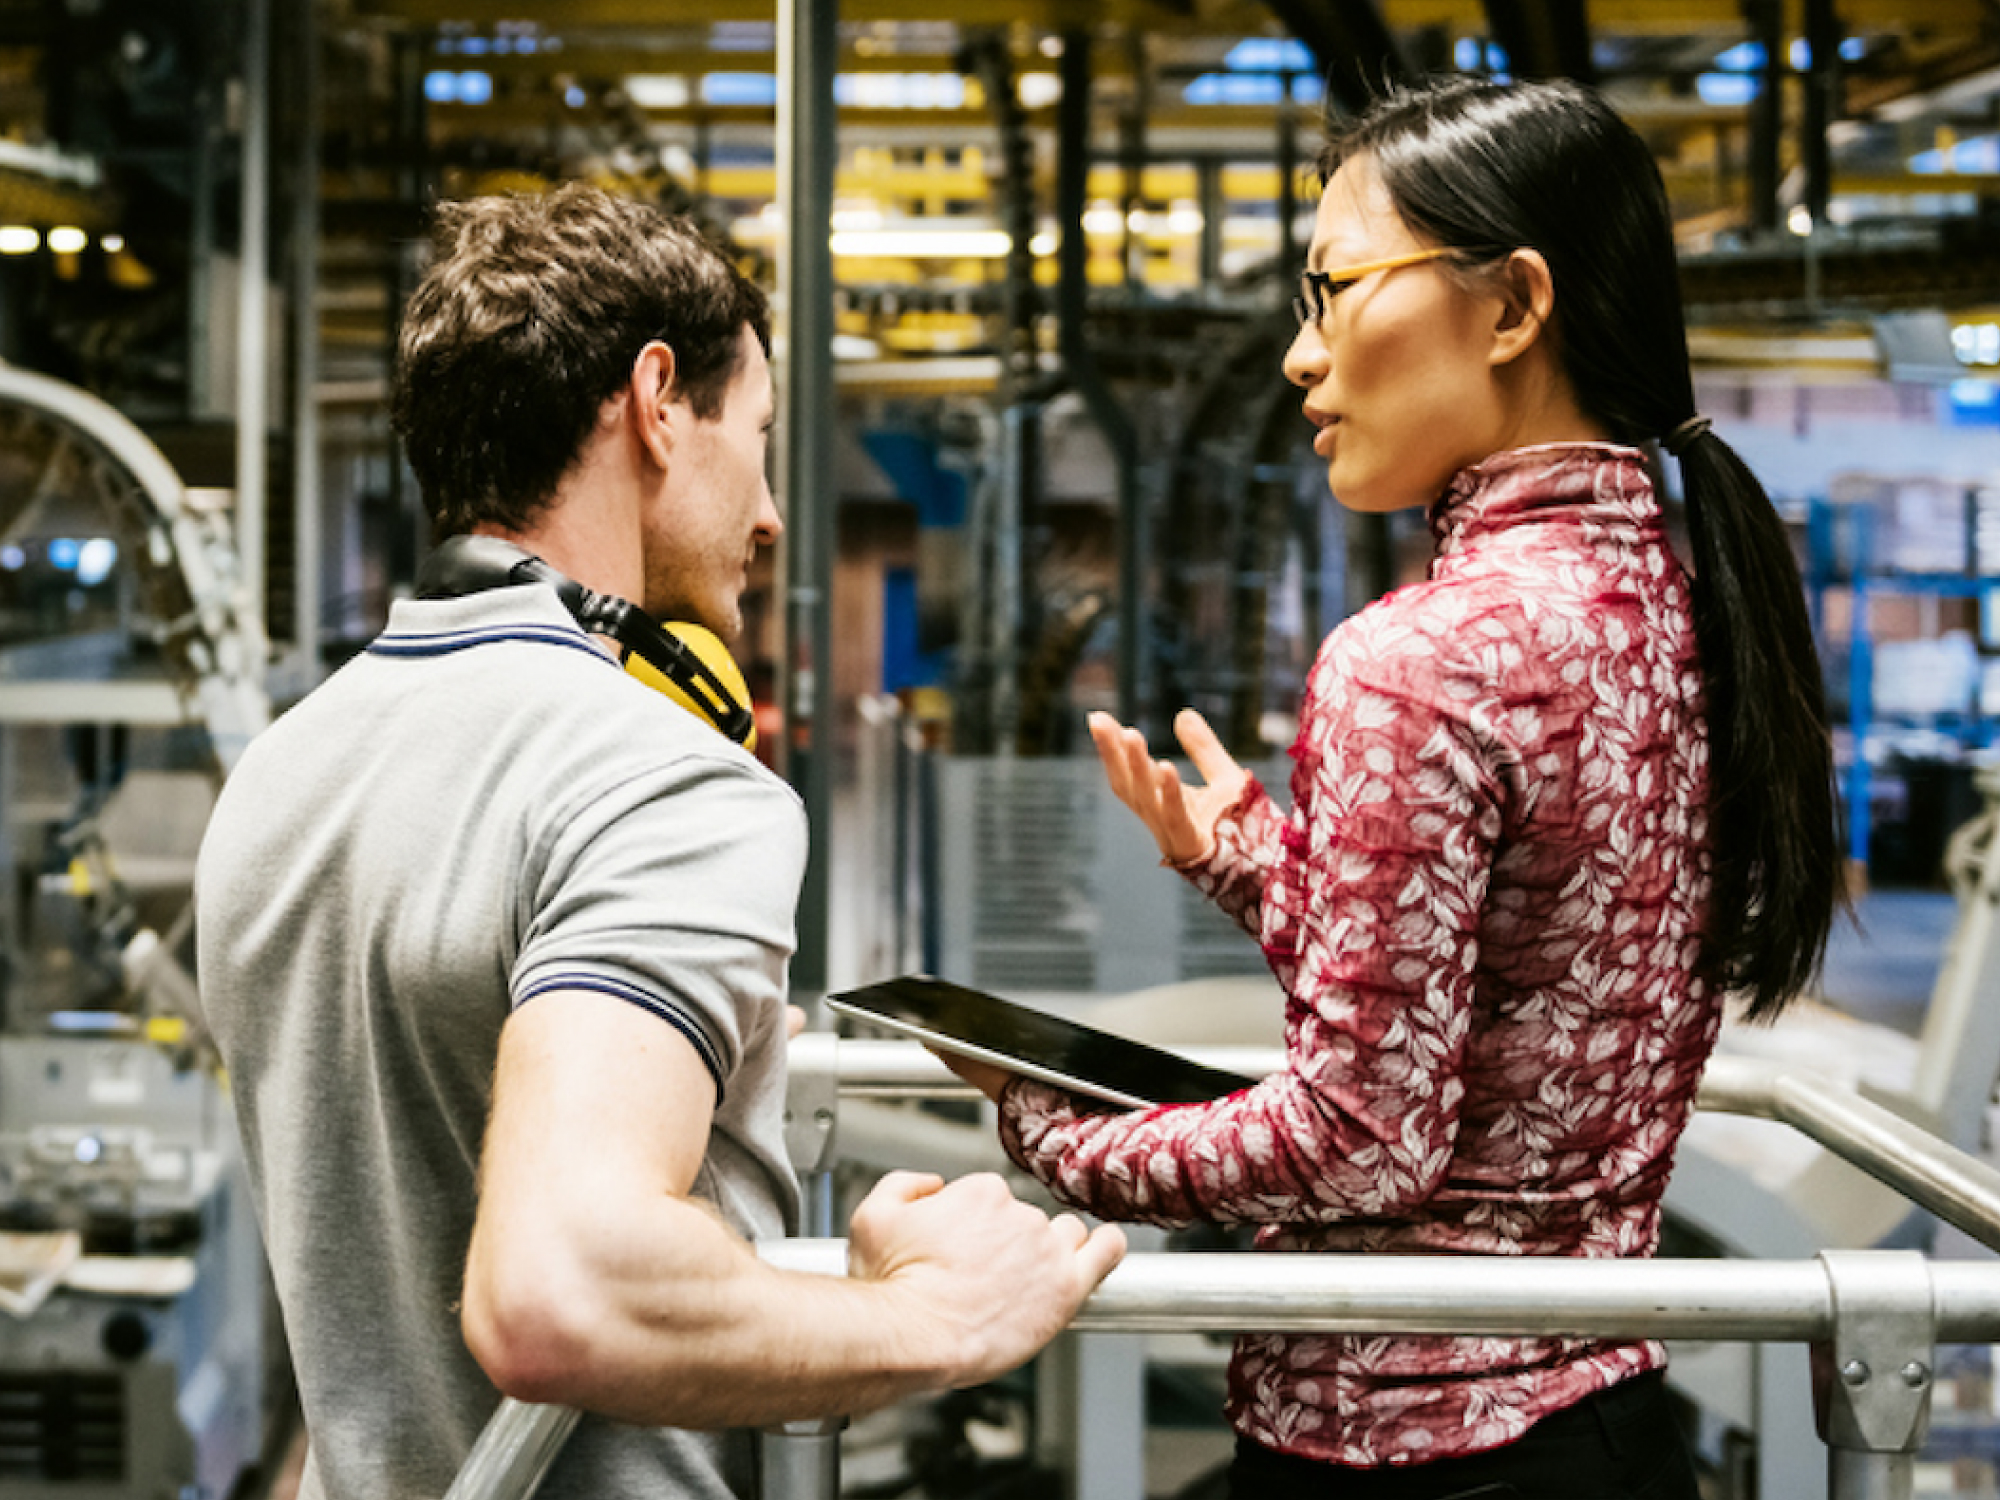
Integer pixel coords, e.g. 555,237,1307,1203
415,534,758,750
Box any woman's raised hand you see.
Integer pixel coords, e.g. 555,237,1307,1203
1086,708,1249,865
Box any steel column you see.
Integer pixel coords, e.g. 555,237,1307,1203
236,0,272,634
289,0,323,689
776,0,838,992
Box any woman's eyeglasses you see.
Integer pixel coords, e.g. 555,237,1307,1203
1293,248,1452,328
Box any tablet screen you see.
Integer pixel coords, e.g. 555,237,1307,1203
825,974,1261,1110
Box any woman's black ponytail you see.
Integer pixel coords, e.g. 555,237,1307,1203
1675,429,1844,1019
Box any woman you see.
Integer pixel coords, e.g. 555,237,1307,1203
947,76,1841,1497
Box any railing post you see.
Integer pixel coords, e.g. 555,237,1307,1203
1812,1250,1937,1500
759,1417,843,1500
782,1029,842,1236
438,1401,580,1500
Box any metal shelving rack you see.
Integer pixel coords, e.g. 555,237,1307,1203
1805,493,2000,871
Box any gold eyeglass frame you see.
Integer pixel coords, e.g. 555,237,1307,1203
1293,247,1453,328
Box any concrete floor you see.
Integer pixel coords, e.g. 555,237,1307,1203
1818,887,1959,1037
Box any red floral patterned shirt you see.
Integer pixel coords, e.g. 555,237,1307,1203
998,443,1720,1469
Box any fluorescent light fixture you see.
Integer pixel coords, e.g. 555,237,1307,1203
1879,65,2000,122
101,233,124,253
0,226,38,254
702,73,777,107
1018,73,1061,109
835,73,966,109
1696,73,1759,106
624,74,690,109
830,227,1013,258
424,70,491,104
1454,38,1511,74
47,226,86,253
75,538,118,587
1029,230,1058,257
1225,37,1314,73
0,140,99,188
1953,323,2000,366
710,21,772,51
1186,73,1282,106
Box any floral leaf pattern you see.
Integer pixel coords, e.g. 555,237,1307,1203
997,445,1718,1469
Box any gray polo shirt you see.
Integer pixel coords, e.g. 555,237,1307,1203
197,586,804,1499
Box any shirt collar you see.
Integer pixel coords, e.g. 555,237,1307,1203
1429,442,1657,557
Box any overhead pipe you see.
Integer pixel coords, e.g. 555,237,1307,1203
1057,31,1144,727
1255,0,1410,114
289,0,323,689
969,35,1043,754
1745,0,1784,237
1802,0,1842,228
236,0,271,637
1481,0,1596,84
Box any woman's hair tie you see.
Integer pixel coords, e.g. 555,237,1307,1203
1664,414,1712,457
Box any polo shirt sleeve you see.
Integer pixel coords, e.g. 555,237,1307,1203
512,750,808,1105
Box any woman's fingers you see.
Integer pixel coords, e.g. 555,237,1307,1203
1088,710,1224,864
1174,708,1244,789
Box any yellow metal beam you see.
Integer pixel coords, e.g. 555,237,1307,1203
353,0,1261,31
698,160,1298,202
459,48,1132,78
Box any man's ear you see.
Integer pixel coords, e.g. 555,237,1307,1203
627,340,680,466
1489,248,1555,368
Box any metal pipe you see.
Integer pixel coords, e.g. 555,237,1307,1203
289,0,323,689
1056,30,1144,725
446,1245,2000,1500
438,1401,579,1500
1698,1055,2000,1252
761,1421,842,1500
1745,0,1783,236
236,0,271,632
775,0,838,993
756,1241,2000,1343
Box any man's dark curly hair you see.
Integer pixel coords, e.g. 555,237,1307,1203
390,182,770,542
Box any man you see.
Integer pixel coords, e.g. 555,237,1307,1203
195,183,1123,1500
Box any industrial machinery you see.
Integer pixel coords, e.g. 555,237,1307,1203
0,360,273,1499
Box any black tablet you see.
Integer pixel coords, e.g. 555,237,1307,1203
825,974,1261,1110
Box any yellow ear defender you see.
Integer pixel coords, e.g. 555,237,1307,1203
416,534,759,749
622,621,757,753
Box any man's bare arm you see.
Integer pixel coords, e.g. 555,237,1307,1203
461,988,1124,1428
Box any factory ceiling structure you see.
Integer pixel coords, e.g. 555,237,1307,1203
0,0,1996,391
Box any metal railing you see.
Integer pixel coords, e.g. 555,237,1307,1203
446,1039,2000,1500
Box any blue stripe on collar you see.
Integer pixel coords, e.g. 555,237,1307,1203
366,624,616,664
